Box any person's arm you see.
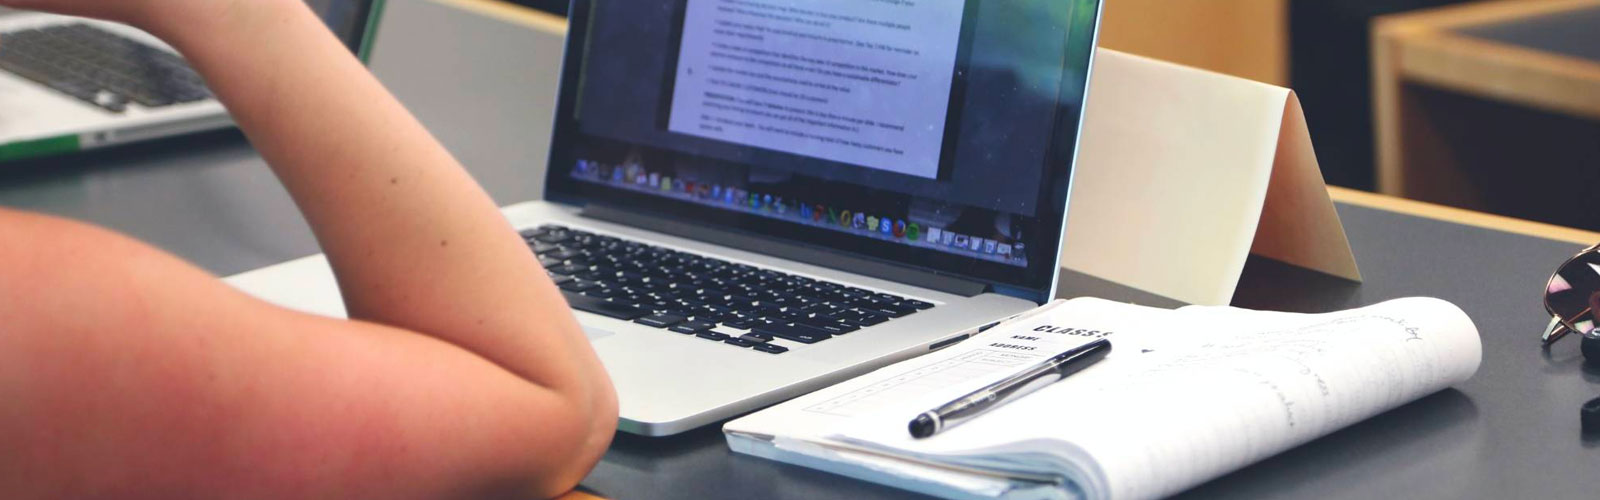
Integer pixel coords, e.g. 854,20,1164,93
0,0,616,497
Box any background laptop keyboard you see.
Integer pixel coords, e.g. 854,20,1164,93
0,23,211,113
524,225,934,354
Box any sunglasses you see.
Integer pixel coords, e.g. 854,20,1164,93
1542,242,1600,361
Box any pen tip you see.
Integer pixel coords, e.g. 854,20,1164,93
909,413,936,439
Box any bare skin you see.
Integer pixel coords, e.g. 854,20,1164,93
0,0,618,498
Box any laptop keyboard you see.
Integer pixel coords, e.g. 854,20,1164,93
525,225,935,355
0,23,211,113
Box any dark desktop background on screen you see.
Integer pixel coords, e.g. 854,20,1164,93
556,0,1098,276
305,0,368,49
508,0,569,17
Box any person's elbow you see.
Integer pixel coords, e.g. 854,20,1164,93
515,382,619,499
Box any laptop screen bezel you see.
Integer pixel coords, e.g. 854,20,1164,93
543,0,1103,303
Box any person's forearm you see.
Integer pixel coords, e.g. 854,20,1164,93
143,0,610,405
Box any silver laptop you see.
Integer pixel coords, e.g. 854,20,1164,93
227,0,1104,436
0,1,382,161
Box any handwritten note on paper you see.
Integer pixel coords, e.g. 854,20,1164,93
1086,301,1478,500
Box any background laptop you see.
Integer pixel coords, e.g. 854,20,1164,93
0,1,383,162
227,0,1104,436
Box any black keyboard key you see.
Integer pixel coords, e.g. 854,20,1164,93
738,333,772,343
534,232,571,244
753,343,789,354
857,314,890,326
859,306,911,318
670,321,714,334
799,319,859,335
559,280,599,293
635,314,686,328
611,294,647,307
751,323,832,344
655,305,694,317
693,287,729,299
562,291,648,320
849,297,890,308
638,300,674,312
724,338,756,348
695,331,731,342
722,317,759,330
899,299,935,310
834,310,889,326
613,273,648,287
750,305,784,318
543,248,584,260
688,313,728,325
549,264,589,275
548,274,575,286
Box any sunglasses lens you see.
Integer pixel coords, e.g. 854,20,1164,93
1546,250,1600,336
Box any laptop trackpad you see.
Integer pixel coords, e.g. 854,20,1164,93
580,325,616,342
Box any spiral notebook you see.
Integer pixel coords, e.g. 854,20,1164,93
723,297,1482,500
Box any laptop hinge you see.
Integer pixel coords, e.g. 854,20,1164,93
581,204,991,297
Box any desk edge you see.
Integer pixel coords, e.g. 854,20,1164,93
1328,186,1600,246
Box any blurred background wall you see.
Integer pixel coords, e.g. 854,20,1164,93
1098,0,1288,86
1094,0,1486,193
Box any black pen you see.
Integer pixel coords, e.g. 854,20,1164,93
909,338,1112,439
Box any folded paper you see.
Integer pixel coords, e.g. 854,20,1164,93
1062,49,1360,305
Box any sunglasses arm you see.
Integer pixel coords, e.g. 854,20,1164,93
1543,316,1572,345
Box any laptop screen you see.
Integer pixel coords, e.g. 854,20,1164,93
546,0,1101,299
306,0,380,52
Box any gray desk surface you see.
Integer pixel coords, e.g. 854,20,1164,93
2,0,1596,495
